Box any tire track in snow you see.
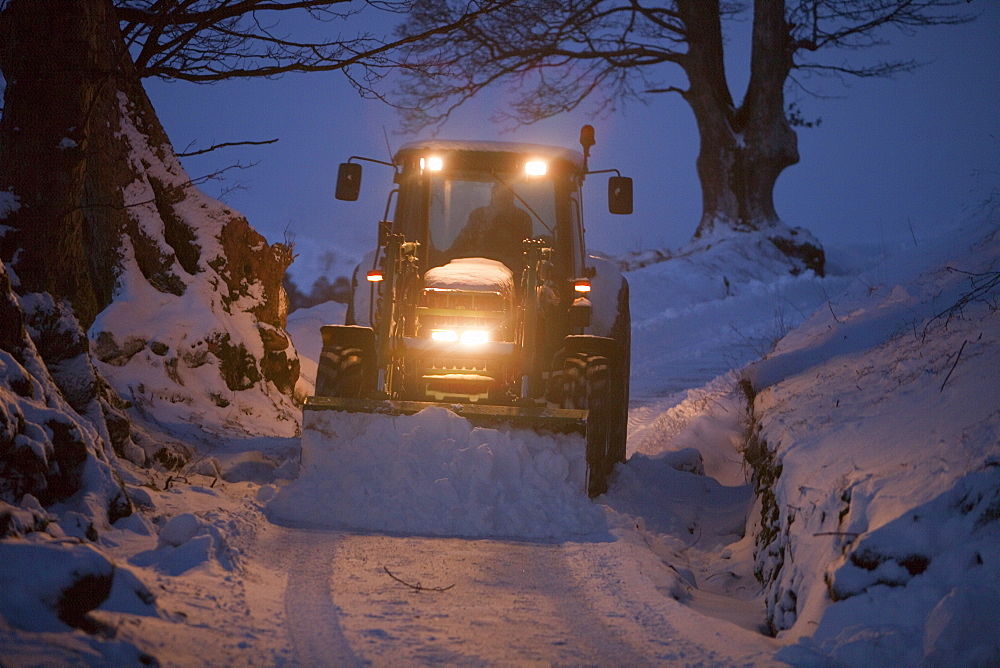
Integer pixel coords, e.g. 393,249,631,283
257,525,361,666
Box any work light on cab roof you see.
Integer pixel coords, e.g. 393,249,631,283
525,160,547,176
420,156,444,172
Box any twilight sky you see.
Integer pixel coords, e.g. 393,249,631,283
146,3,999,286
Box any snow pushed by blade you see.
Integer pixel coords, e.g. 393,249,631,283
268,406,605,538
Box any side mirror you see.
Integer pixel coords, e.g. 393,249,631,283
608,176,633,215
335,162,362,201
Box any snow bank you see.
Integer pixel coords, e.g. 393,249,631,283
744,221,1000,661
0,540,155,633
268,406,605,538
88,92,299,441
130,510,238,576
626,230,859,398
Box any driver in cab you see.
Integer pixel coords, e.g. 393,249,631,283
449,183,532,271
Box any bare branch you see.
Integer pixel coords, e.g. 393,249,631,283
939,339,968,392
388,0,975,132
789,0,976,80
383,566,455,592
60,160,258,219
114,0,510,88
924,268,1000,334
390,0,688,131
176,137,279,157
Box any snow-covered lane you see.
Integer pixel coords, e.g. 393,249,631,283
248,521,775,665
239,371,775,665
324,534,657,664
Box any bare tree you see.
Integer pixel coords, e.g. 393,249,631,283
114,0,498,91
393,0,975,271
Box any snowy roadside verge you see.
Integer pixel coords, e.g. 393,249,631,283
743,221,1000,662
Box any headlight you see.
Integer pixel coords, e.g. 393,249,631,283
430,329,489,345
460,330,489,345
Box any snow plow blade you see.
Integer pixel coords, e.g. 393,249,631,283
303,396,588,435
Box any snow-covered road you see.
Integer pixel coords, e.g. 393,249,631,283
234,357,778,665
150,234,836,664
248,518,775,665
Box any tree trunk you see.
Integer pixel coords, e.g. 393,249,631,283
0,0,119,325
0,0,301,440
737,0,799,228
679,0,798,237
676,0,823,274
676,0,742,236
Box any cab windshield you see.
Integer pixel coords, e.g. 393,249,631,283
428,172,556,270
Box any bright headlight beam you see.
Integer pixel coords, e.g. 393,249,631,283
429,329,489,344
460,330,489,345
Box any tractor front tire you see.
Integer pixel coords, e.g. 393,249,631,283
315,326,375,398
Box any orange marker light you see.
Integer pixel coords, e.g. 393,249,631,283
573,279,591,293
366,270,384,282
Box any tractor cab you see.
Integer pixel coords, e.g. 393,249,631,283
389,141,587,284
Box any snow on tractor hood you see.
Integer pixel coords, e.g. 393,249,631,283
423,257,514,295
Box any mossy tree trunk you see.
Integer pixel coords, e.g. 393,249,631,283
1,0,299,448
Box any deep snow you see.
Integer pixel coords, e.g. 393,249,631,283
269,406,604,538
1,218,998,665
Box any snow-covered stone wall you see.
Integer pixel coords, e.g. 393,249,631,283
743,223,1000,662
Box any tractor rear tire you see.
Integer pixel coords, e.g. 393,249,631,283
562,350,614,497
607,279,631,467
559,275,630,496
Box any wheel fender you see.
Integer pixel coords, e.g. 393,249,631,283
583,253,627,338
